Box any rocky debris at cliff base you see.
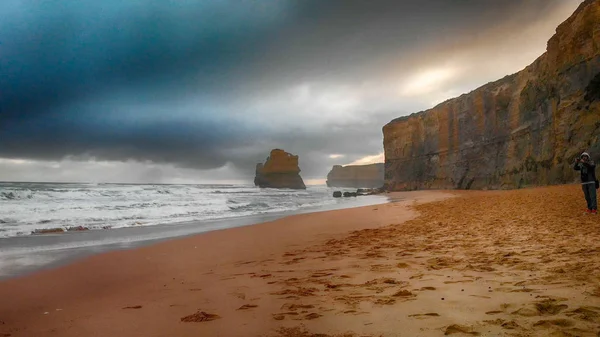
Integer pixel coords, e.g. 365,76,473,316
356,188,383,196
333,188,383,198
254,149,306,190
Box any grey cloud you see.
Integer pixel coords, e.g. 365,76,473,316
0,0,583,182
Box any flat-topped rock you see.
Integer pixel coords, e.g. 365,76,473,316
254,149,306,189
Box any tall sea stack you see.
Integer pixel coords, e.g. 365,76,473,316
383,0,600,191
254,149,306,189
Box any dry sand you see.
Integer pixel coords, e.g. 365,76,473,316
1,185,600,337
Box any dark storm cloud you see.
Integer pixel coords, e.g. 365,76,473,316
0,0,582,181
1,0,287,117
1,0,288,170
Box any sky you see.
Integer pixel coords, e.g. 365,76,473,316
0,0,583,184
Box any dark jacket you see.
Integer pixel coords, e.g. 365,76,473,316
574,159,596,183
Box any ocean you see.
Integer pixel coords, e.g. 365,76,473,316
0,182,388,278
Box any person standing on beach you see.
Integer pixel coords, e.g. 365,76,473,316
574,152,598,214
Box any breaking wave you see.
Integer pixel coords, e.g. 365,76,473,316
0,182,353,238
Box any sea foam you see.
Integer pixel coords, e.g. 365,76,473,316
0,182,349,238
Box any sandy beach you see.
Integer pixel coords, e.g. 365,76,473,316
1,185,600,337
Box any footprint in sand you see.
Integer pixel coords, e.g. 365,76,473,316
272,287,318,297
363,277,403,286
343,310,357,314
409,313,440,318
231,291,247,300
272,314,285,321
444,280,474,284
283,257,306,265
237,304,258,310
370,264,394,272
237,260,256,266
272,326,378,337
469,295,491,299
302,313,322,320
180,311,220,323
316,268,340,272
589,286,600,297
122,305,142,309
511,300,568,317
532,318,575,328
420,286,436,291
485,310,503,315
325,282,354,290
381,278,403,285
374,297,396,305
444,324,480,336
272,312,302,321
281,303,315,311
566,306,600,322
483,318,520,330
500,320,520,330
392,290,414,297
508,287,538,293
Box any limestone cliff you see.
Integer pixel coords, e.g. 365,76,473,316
254,149,306,189
383,0,600,190
326,163,384,188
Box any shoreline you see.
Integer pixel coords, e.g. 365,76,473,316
2,185,598,337
0,190,451,337
0,193,390,280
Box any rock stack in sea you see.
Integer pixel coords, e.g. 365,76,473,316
254,149,306,189
383,0,600,190
326,163,384,188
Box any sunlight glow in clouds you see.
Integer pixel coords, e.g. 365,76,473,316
305,178,327,186
328,154,345,159
0,158,32,165
348,152,385,166
400,67,458,97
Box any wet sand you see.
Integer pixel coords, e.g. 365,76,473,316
1,186,599,337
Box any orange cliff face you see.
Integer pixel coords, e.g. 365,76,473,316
254,149,306,189
383,0,600,191
326,163,384,188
